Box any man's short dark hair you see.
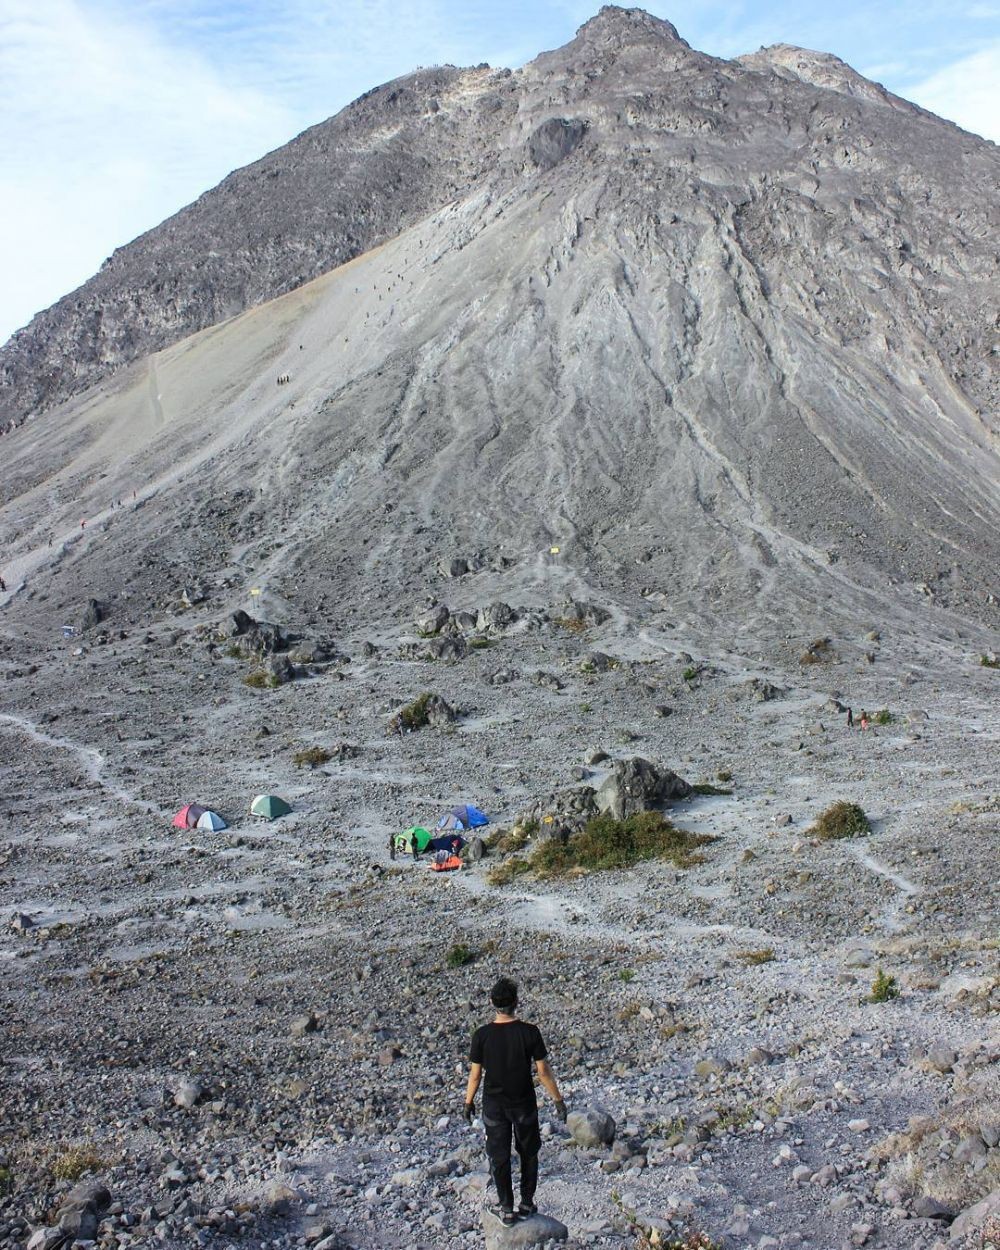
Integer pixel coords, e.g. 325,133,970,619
491,977,518,1011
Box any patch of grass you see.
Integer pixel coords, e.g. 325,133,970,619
468,636,492,650
486,858,531,886
713,1103,756,1133
619,968,636,983
491,823,532,853
980,654,1000,669
530,811,712,877
243,670,278,689
552,616,587,633
396,692,434,730
716,769,733,783
293,746,331,768
682,666,699,682
809,800,870,840
445,943,476,968
872,708,894,725
618,1001,641,1022
692,783,733,796
224,644,242,659
735,948,775,966
579,702,593,713
51,1146,104,1182
864,967,900,1004
0,1167,11,1194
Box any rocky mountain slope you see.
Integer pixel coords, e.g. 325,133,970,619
1,7,998,632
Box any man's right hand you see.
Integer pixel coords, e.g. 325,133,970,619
463,1102,475,1124
554,1099,567,1123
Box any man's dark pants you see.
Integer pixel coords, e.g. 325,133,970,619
482,1097,541,1210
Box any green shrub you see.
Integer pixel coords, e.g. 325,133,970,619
293,746,331,768
692,783,733,796
51,1146,104,1181
486,858,531,886
468,636,492,650
864,967,900,1003
716,769,733,783
682,666,698,682
397,692,434,730
0,1166,11,1194
530,811,711,877
225,644,242,659
445,943,476,968
735,948,775,965
618,968,636,983
243,670,278,689
810,801,870,840
873,708,894,725
980,654,1000,669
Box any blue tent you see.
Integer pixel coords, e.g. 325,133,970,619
437,804,489,831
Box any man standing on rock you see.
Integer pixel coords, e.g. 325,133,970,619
464,977,567,1225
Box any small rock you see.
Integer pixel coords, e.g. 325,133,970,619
173,1080,203,1109
926,1046,957,1074
415,605,449,634
910,1196,952,1221
482,1210,568,1249
290,1012,318,1037
265,1182,301,1215
848,1119,870,1133
390,1168,422,1188
567,1107,616,1148
953,1133,987,1164
10,912,34,933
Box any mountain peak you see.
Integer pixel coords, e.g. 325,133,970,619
575,6,689,49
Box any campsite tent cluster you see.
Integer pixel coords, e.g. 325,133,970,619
171,794,291,831
393,804,489,871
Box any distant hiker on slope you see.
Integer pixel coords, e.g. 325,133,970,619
464,977,567,1226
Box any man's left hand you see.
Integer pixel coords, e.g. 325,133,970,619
463,1102,475,1123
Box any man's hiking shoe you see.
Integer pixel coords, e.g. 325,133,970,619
488,1204,517,1226
518,1202,537,1217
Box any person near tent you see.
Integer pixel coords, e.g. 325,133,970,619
463,978,567,1226
846,707,854,729
389,831,397,861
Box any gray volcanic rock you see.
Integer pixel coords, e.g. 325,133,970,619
595,757,692,818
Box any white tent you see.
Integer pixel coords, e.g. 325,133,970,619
196,810,227,831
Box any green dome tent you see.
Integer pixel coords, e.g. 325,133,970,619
250,794,291,819
396,826,432,854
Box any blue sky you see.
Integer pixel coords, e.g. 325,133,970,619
1,0,997,346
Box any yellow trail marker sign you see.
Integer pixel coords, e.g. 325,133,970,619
249,588,261,597
549,546,560,555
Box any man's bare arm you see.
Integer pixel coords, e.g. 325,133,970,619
465,1062,483,1106
535,1059,563,1104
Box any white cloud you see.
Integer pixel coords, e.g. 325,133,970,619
0,0,297,342
905,41,1000,141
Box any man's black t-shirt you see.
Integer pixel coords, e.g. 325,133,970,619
470,1020,547,1105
